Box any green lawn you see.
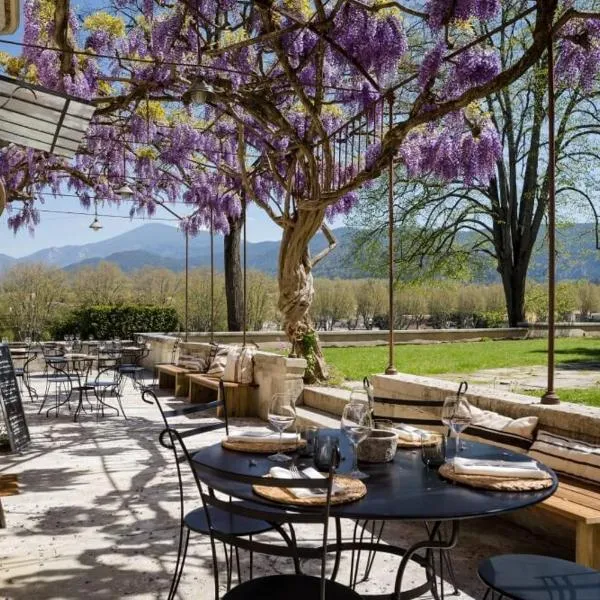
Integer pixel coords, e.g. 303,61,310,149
323,337,600,381
516,387,600,408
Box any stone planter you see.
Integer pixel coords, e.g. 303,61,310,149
357,429,398,463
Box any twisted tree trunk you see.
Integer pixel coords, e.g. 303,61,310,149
224,215,243,331
278,209,329,382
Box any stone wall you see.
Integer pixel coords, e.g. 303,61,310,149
373,372,600,443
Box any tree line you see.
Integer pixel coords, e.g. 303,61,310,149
1,261,598,341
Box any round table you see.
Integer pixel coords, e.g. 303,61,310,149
192,432,557,599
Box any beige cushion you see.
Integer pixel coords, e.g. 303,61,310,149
529,430,600,485
469,405,538,439
206,346,230,377
177,354,207,372
222,347,255,384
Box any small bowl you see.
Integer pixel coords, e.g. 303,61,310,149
357,429,398,463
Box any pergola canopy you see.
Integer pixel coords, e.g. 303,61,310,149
0,75,95,158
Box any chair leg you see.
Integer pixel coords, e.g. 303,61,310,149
168,520,187,600
168,527,190,600
209,538,220,600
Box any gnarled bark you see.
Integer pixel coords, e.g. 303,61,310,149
278,208,329,382
224,215,243,331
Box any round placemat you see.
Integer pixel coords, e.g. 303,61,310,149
438,462,554,491
222,438,306,454
253,475,367,506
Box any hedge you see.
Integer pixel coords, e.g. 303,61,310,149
52,305,179,340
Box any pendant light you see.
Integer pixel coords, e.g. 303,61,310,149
117,146,134,199
89,201,102,231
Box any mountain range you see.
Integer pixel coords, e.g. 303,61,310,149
1,222,599,282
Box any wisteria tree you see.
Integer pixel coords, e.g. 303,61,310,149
2,0,600,378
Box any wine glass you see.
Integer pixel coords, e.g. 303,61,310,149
267,393,297,463
341,399,372,480
441,395,472,456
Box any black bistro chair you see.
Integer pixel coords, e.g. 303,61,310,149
478,554,600,600
191,442,361,600
142,387,289,600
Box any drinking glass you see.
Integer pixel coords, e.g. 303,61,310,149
299,425,318,458
1,337,8,345
442,395,472,455
314,435,341,471
267,393,297,463
374,419,394,431
341,400,372,479
421,433,446,468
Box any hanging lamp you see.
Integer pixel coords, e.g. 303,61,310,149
89,201,103,231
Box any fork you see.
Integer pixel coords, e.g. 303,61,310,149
289,465,326,494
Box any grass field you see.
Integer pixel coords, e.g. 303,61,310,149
322,337,600,381
515,387,600,408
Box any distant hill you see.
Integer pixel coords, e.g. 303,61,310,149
58,225,365,276
3,222,600,281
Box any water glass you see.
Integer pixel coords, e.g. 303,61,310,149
341,400,372,480
298,425,318,457
267,393,296,463
1,337,8,345
374,419,394,431
421,433,446,469
442,395,472,455
314,434,341,472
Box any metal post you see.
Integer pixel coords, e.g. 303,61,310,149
184,229,189,342
385,95,397,376
242,192,247,348
542,33,559,405
210,207,215,344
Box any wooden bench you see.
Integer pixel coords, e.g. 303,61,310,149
188,374,255,418
534,478,600,570
156,365,193,397
0,474,19,528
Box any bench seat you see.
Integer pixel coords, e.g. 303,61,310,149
156,365,194,397
187,373,256,418
537,478,600,569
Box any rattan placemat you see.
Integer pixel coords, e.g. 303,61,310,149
253,475,367,506
438,462,554,491
397,437,436,449
222,438,306,454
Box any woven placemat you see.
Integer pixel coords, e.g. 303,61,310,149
253,475,367,506
222,438,306,454
438,462,554,491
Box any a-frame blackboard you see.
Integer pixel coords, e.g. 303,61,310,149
0,344,30,452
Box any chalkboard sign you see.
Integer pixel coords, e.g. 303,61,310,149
0,344,30,452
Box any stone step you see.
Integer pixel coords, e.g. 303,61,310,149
296,405,341,429
302,385,351,417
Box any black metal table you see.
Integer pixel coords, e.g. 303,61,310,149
192,432,557,600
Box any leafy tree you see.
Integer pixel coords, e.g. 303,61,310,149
1,263,69,339
355,279,387,330
70,262,131,306
3,1,600,379
130,267,181,306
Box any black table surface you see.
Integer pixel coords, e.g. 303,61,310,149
192,430,557,521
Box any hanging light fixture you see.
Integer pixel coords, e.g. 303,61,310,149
186,78,214,104
117,146,134,199
89,201,103,231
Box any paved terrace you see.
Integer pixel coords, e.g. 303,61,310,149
0,376,565,599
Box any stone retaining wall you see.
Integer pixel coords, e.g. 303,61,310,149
373,373,600,443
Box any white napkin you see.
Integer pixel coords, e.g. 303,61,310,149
269,466,341,498
453,457,548,479
394,424,432,443
227,428,299,443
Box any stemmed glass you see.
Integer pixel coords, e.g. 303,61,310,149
341,397,373,480
441,395,472,456
267,393,297,463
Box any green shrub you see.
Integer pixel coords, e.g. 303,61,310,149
51,305,178,340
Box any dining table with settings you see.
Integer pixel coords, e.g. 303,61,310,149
192,430,557,600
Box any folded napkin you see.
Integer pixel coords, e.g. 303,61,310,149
227,429,299,443
269,466,341,498
452,457,548,479
394,424,432,443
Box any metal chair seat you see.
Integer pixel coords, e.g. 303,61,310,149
223,574,362,600
184,506,273,537
94,380,118,388
479,554,600,600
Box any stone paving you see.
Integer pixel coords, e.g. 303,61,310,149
0,376,568,600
